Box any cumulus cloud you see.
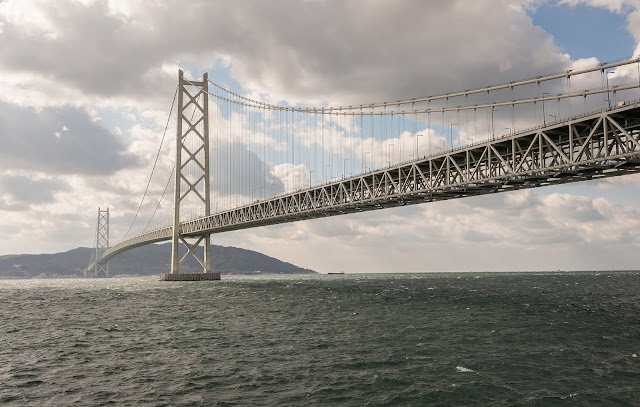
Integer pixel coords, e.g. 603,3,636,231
1,0,640,275
0,101,137,175
0,175,68,211
211,141,284,204
0,0,570,110
218,187,640,272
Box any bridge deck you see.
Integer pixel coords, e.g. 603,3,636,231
94,102,640,265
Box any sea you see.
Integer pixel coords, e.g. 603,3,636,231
1,271,639,406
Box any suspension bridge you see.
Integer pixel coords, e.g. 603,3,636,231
87,58,640,278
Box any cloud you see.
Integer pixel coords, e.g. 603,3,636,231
1,0,640,276
558,0,633,13
211,141,284,206
0,101,137,175
0,0,168,99
216,186,640,273
0,175,68,211
540,193,606,222
0,0,570,110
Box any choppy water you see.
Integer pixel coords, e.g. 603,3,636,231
1,272,639,406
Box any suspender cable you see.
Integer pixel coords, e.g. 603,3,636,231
121,85,178,242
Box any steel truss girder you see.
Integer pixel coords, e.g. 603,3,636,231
101,103,640,263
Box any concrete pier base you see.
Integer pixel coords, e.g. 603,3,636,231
160,273,221,281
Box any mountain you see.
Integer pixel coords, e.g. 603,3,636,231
0,243,316,278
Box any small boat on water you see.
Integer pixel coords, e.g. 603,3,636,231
328,271,345,275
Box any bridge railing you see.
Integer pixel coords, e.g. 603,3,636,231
171,102,640,233
98,101,640,265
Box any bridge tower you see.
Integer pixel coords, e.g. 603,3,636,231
93,207,109,277
169,70,213,276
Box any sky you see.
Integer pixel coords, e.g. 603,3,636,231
1,0,640,273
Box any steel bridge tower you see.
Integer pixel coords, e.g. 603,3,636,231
169,70,213,276
91,207,109,277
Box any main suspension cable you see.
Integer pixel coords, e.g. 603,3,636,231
142,166,175,233
120,85,178,242
202,57,640,113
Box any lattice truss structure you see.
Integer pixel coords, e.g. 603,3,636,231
99,104,640,262
89,207,109,277
170,70,211,274
91,58,640,266
177,105,640,232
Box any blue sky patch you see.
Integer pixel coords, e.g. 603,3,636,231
530,2,634,62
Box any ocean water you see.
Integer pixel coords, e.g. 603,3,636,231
1,272,639,406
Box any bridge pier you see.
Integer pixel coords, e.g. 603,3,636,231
160,272,220,281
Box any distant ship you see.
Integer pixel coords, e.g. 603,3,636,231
328,271,345,275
